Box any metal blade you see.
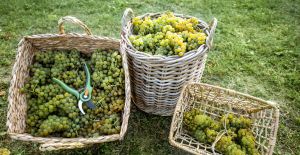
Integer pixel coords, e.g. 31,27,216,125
87,100,96,109
78,100,85,115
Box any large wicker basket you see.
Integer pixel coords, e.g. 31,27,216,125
7,16,131,151
169,83,279,155
121,8,217,116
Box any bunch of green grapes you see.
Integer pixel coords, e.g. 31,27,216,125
34,51,55,67
108,98,125,114
34,93,67,118
180,31,206,51
91,50,125,104
191,114,220,144
51,51,81,78
32,84,64,103
63,114,94,138
90,50,125,136
29,65,50,86
163,31,187,56
130,12,207,57
216,136,246,155
63,122,81,138
37,115,71,137
57,93,79,120
92,91,123,116
238,129,260,155
23,49,125,138
77,113,97,137
57,70,85,88
183,109,203,131
0,148,10,155
73,71,86,88
20,65,50,102
220,114,253,132
183,109,260,155
26,113,41,129
96,114,121,135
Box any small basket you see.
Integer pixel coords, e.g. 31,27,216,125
7,16,131,151
169,83,279,155
121,8,217,116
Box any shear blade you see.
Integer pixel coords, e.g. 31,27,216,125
87,100,96,109
78,100,85,115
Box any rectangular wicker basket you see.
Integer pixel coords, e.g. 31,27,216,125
7,16,131,151
169,83,279,155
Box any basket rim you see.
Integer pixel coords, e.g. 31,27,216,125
8,133,120,143
187,82,279,109
121,12,212,61
7,34,131,146
23,33,120,43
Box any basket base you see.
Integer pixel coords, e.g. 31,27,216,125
132,99,174,116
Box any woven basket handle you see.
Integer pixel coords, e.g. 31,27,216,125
39,142,86,151
206,18,218,50
58,16,92,35
121,8,134,31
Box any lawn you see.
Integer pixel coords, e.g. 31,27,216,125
0,0,299,154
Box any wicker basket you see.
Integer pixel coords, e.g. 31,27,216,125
169,83,279,155
121,8,217,116
7,16,131,151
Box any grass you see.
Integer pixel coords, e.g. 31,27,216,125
0,0,299,154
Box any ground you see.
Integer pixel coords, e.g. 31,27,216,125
0,0,299,154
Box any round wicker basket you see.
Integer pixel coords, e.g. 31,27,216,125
121,8,217,116
7,16,131,151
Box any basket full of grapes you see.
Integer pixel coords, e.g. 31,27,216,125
121,8,217,116
7,16,131,151
169,83,279,155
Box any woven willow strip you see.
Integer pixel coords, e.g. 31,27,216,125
7,16,131,151
169,83,279,155
121,8,217,116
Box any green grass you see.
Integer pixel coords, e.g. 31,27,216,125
0,0,299,154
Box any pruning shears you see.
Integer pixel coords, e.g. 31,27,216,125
52,63,95,115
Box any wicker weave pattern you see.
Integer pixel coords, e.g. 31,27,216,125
169,83,279,155
121,8,217,116
7,16,131,151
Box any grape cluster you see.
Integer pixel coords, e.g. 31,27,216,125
34,52,55,66
22,50,125,138
50,51,81,78
0,148,10,155
38,115,71,137
91,50,125,112
130,12,207,56
184,109,260,155
91,114,121,135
